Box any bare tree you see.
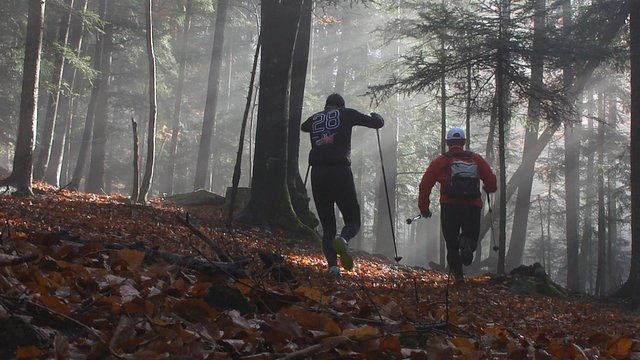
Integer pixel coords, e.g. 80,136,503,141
136,0,158,204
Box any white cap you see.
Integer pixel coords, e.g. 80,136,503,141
446,127,466,140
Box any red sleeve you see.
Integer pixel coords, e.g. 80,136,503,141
473,154,497,193
418,156,443,213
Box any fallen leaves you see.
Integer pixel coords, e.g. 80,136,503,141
0,185,638,359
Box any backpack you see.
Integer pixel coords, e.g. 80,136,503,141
443,151,481,199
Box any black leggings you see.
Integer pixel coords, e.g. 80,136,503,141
440,203,481,277
311,165,361,268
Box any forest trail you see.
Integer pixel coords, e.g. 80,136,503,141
0,183,637,359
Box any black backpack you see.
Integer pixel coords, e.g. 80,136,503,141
443,151,481,199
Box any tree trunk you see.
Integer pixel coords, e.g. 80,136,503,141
616,0,639,306
1,0,46,196
595,92,607,296
66,28,101,192
287,0,317,229
193,0,229,191
85,0,112,194
45,0,87,187
227,35,260,226
495,0,510,275
34,0,74,181
439,2,447,266
476,2,629,245
164,0,192,196
137,0,158,204
241,0,308,234
579,90,596,292
606,95,618,292
506,0,544,271
562,0,581,292
130,119,140,202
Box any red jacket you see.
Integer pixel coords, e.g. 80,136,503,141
418,146,497,212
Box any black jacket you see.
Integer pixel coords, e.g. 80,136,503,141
301,107,383,166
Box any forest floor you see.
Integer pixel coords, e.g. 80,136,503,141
0,183,638,360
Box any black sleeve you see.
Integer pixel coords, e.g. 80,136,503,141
348,108,384,129
301,116,312,133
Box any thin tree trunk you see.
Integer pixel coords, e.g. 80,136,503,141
579,90,596,292
495,0,510,275
1,0,46,196
34,0,74,181
193,0,229,190
606,95,618,292
137,0,158,204
506,0,544,271
45,0,87,187
595,92,607,296
131,119,139,202
439,0,447,266
164,0,192,196
85,0,112,194
617,0,639,306
562,0,580,292
227,35,260,227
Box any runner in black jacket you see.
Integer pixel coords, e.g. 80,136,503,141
301,93,384,276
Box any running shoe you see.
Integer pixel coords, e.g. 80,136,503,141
332,236,353,271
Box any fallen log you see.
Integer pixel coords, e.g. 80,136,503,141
56,230,247,278
0,252,39,267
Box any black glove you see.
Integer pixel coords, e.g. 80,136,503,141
370,112,384,126
421,209,432,218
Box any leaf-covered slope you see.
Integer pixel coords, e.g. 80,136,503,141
0,184,638,359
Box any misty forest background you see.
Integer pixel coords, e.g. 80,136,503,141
1,0,639,303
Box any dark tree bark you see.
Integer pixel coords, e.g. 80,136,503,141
227,35,260,227
33,0,74,181
137,0,158,204
130,119,140,202
579,90,596,292
85,0,113,194
495,0,510,275
595,93,607,296
286,0,316,229
506,0,544,271
193,0,229,191
164,0,192,196
45,0,87,187
616,0,639,306
1,0,46,196
562,0,581,292
241,0,308,233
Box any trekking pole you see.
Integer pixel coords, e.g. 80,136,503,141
376,129,402,262
303,163,311,187
486,190,498,252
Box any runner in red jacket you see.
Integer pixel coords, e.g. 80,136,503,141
418,127,497,282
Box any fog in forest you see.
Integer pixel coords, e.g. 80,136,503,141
0,0,634,295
